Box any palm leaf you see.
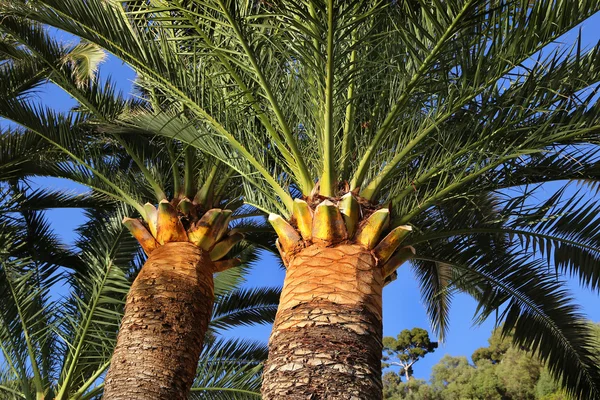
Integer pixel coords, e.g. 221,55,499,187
189,337,266,400
210,287,279,332
0,188,72,400
54,206,138,399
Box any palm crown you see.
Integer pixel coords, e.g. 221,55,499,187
2,0,600,398
0,184,279,399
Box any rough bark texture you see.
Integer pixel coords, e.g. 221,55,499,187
262,244,384,400
103,242,214,400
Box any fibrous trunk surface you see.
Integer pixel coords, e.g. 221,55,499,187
263,193,414,399
262,244,384,400
103,242,214,400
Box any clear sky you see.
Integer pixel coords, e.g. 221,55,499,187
7,11,600,382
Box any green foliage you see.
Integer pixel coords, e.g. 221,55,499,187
0,12,278,399
385,324,600,400
0,14,259,220
383,328,438,380
471,328,512,364
384,374,437,400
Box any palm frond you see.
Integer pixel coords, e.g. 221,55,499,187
406,187,600,293
0,190,68,399
410,259,453,343
0,127,63,181
4,0,600,215
54,206,138,399
189,337,265,400
1,188,114,214
403,192,600,399
3,2,600,397
210,287,279,332
0,95,173,218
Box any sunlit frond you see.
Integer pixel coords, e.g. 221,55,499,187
189,337,265,400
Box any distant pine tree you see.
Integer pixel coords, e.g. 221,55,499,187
384,324,600,400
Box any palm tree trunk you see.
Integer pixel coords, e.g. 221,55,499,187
103,242,214,400
262,244,384,399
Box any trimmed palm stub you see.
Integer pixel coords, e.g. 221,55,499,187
264,192,413,400
104,199,242,400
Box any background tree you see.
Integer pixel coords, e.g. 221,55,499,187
383,374,438,400
384,324,600,400
383,328,438,382
3,1,600,399
472,328,543,399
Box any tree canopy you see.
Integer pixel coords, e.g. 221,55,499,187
383,328,438,381
384,324,600,400
2,1,600,397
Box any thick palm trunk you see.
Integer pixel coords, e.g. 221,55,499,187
262,243,384,400
103,242,214,400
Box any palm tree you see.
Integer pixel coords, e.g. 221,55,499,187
0,19,279,399
0,185,278,399
3,1,600,398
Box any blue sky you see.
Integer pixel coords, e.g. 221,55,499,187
6,11,600,382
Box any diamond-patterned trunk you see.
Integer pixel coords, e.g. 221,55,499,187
263,193,414,399
262,243,384,400
104,201,240,399
103,242,214,400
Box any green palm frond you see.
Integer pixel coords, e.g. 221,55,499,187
410,258,453,344
0,51,47,101
212,236,271,298
5,0,599,211
119,109,291,214
211,287,279,332
0,19,171,206
0,367,23,400
189,337,266,400
405,192,504,341
0,16,121,115
503,188,600,289
407,187,600,293
412,243,600,400
0,127,64,182
54,206,138,399
0,21,258,218
0,98,146,214
0,188,71,400
230,216,278,254
487,146,600,190
1,188,114,214
0,193,278,399
401,190,600,399
0,10,282,399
